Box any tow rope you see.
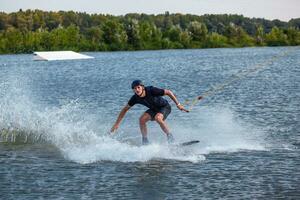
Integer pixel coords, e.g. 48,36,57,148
183,48,297,111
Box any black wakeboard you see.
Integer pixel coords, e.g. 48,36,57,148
179,140,200,146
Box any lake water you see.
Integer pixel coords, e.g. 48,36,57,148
0,47,299,199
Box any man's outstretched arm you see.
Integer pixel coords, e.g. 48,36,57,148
110,104,131,133
164,89,189,112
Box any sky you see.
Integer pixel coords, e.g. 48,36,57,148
0,0,299,22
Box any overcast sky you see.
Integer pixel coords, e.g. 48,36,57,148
0,0,299,21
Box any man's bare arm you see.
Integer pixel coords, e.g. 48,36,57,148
164,89,189,112
110,104,131,133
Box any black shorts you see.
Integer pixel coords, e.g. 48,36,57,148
145,104,171,121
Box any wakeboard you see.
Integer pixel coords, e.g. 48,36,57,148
178,140,200,146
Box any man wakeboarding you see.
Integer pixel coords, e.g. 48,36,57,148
110,80,189,145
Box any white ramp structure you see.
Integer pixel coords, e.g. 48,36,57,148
33,51,94,61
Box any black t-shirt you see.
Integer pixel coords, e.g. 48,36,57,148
128,86,169,111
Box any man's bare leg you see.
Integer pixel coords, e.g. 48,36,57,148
154,113,170,134
139,113,152,144
154,113,174,143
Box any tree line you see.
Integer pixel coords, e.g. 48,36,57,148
0,9,299,54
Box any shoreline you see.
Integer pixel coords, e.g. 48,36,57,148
0,45,299,56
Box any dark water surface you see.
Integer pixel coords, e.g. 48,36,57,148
0,47,299,199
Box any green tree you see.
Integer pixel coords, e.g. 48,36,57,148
164,25,184,48
255,25,265,45
224,23,238,45
0,12,9,30
265,26,288,46
32,11,46,30
102,20,127,50
235,26,255,46
49,25,80,50
45,12,61,30
39,30,52,50
163,11,173,30
188,21,208,42
0,32,5,53
22,31,42,52
286,27,300,45
139,21,162,49
224,23,254,47
61,11,78,27
0,10,299,54
161,38,172,49
166,25,181,42
85,26,104,50
2,27,24,53
206,32,228,48
125,19,142,50
179,30,192,48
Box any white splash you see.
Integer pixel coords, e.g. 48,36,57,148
0,80,266,164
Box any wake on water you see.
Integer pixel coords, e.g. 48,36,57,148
0,83,266,164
